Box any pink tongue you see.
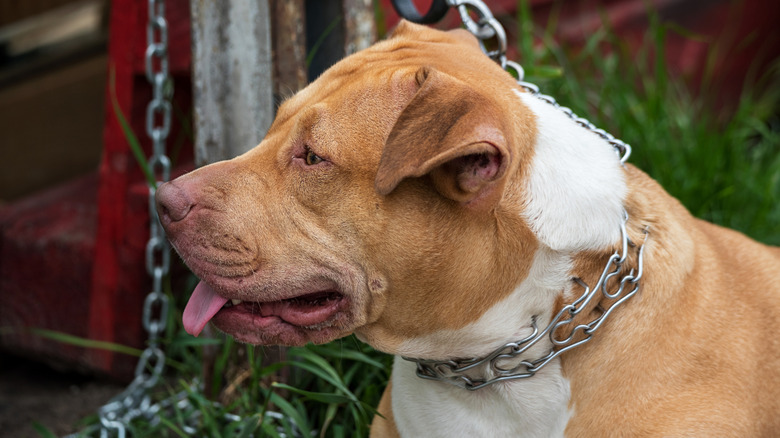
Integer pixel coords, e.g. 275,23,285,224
182,281,229,336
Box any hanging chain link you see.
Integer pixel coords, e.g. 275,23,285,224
142,0,172,357
89,1,172,436
446,0,632,163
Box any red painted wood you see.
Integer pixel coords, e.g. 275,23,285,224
87,0,142,377
0,0,193,380
0,174,99,369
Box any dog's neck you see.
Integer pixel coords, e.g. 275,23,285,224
388,246,581,437
401,211,647,390
390,217,649,437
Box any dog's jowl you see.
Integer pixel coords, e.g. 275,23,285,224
156,21,780,437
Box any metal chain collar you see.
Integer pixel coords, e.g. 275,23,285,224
95,1,172,436
446,0,632,163
404,213,648,391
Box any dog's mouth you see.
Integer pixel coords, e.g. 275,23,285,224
183,281,346,338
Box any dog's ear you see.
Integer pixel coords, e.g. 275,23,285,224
375,67,510,206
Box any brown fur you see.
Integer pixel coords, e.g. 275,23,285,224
157,21,780,437
562,166,780,436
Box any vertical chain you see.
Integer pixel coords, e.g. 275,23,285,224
95,1,171,436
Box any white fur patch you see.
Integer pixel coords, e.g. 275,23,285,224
393,248,573,437
397,247,571,359
515,90,627,252
392,357,571,437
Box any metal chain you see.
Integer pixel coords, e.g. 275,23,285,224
93,1,172,436
405,213,649,390
446,0,632,163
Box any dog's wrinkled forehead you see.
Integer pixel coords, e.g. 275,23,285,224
387,20,481,48
277,21,501,113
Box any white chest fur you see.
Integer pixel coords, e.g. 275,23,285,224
391,248,575,437
391,356,571,437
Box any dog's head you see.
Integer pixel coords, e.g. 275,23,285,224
156,21,626,355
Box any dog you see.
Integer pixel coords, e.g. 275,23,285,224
156,21,780,437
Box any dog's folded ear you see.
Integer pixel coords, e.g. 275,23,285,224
375,67,510,206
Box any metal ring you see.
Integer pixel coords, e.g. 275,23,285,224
537,94,557,105
148,154,171,183
504,60,525,81
455,1,496,39
144,44,168,83
518,81,540,94
143,291,169,336
619,143,632,164
135,347,165,388
145,236,171,276
145,99,171,140
390,0,450,24
148,0,164,20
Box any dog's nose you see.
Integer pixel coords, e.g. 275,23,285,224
155,181,193,223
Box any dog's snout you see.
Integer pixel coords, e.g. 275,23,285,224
156,181,193,223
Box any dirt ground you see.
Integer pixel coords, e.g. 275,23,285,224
0,353,123,437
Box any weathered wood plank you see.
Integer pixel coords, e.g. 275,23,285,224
270,0,307,100
190,0,274,165
342,0,376,56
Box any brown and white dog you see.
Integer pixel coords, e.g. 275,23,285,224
156,21,780,437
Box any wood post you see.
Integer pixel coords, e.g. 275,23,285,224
190,0,275,166
189,0,376,160
342,0,376,56
270,0,308,102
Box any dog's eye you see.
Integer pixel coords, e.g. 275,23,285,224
304,148,324,166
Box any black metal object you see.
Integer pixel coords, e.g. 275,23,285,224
390,0,449,24
305,0,346,81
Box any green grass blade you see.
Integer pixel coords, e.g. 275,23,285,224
108,65,157,188
29,327,143,357
235,415,262,438
31,422,57,438
273,382,354,404
157,416,189,438
27,328,189,372
306,17,343,69
306,343,388,370
268,391,313,438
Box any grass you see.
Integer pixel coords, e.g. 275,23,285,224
46,2,779,437
514,3,780,245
